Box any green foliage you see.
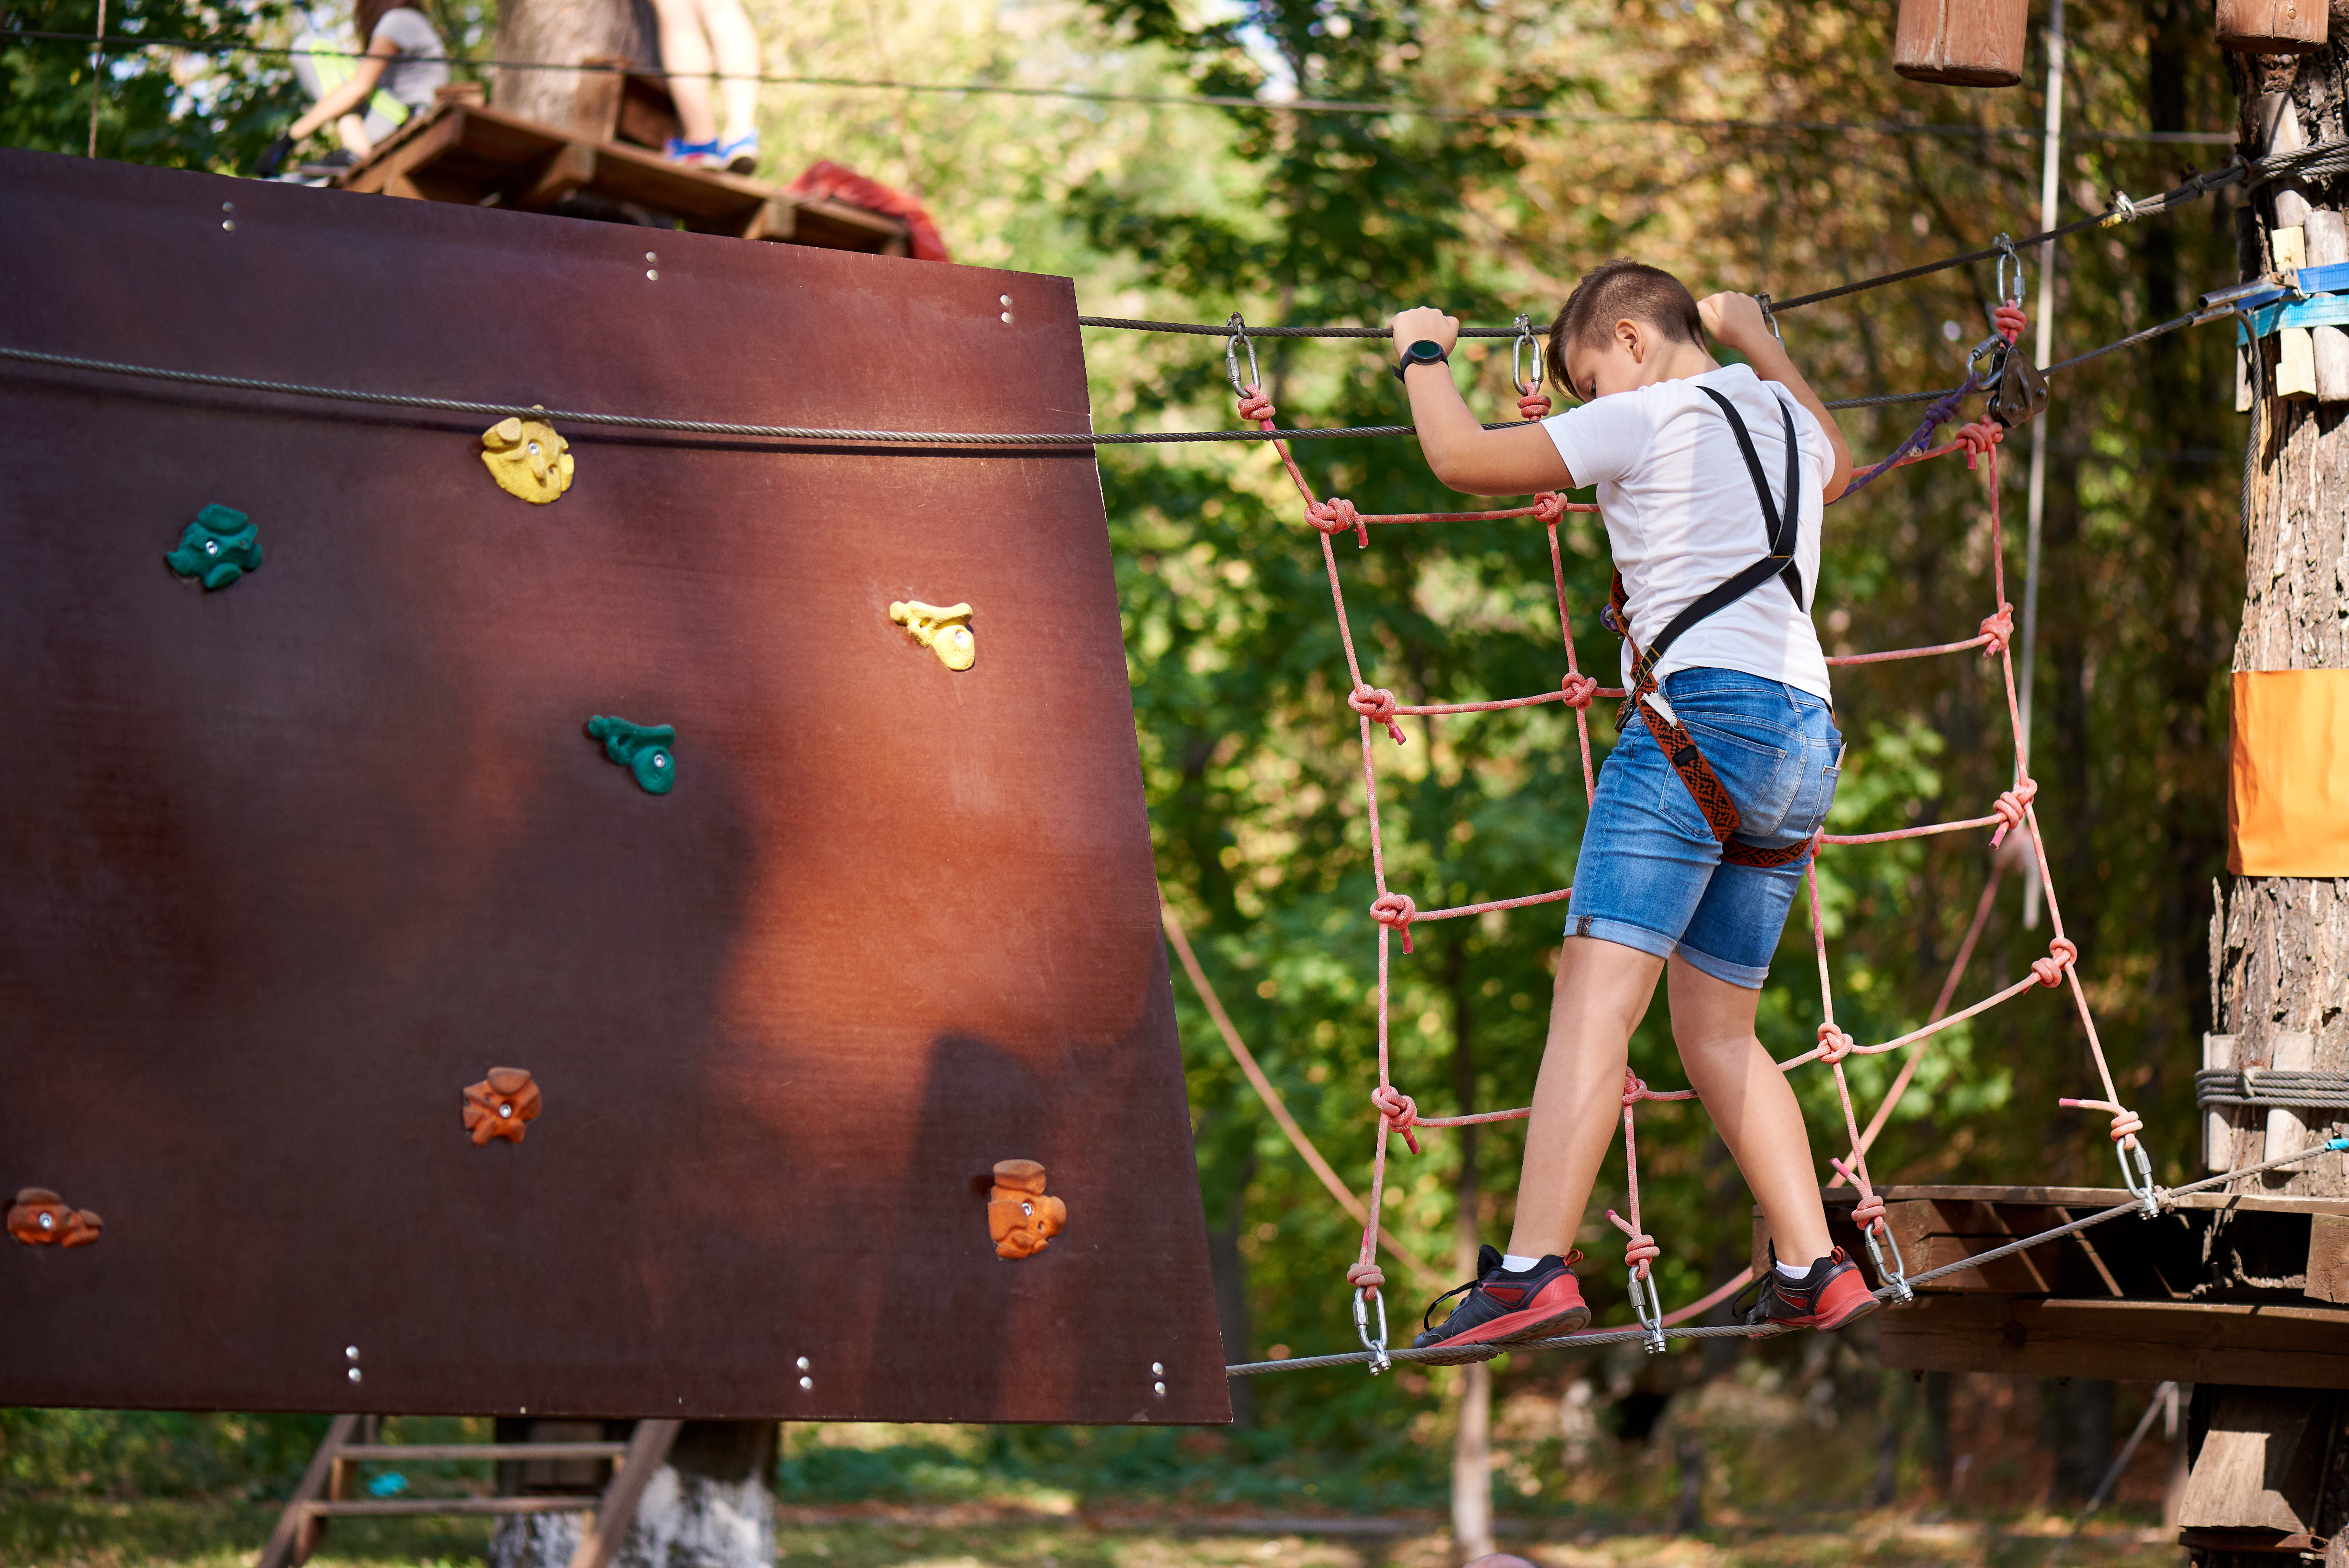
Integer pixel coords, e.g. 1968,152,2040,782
0,0,299,168
0,1408,330,1499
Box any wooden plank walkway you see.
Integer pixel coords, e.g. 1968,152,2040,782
333,95,910,254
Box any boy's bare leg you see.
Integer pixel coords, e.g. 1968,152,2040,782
1501,937,1666,1260
1666,956,1833,1264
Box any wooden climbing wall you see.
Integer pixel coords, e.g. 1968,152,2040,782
0,147,1228,1425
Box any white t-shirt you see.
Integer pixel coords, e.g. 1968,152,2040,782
371,7,449,111
1542,361,1834,709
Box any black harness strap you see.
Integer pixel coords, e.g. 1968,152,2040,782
1611,387,1817,868
1625,388,1805,695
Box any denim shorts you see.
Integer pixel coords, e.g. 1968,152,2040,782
1565,668,1843,988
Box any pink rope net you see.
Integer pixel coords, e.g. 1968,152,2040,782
1229,308,2150,1358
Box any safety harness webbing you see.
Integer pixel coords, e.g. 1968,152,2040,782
1612,387,1814,870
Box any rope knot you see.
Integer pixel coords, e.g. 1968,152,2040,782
1953,417,2005,470
1993,302,2028,344
1560,673,1599,709
1307,497,1367,548
1989,777,2038,847
1605,1210,1660,1279
2107,1108,2145,1144
1531,491,1570,525
2032,936,2079,989
1815,1023,1856,1065
1850,1190,1887,1233
1349,684,1408,745
1344,1260,1386,1294
1370,1085,1421,1154
1235,384,1276,424
1518,393,1554,422
1977,601,2015,656
1369,891,1418,955
1621,1068,1650,1107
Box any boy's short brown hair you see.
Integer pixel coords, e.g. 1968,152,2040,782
1545,260,1706,393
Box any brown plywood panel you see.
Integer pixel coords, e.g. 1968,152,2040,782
0,147,1227,1425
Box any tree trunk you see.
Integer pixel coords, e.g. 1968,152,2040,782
490,0,652,129
2212,57,2349,1200
1449,937,1495,1564
489,1421,776,1568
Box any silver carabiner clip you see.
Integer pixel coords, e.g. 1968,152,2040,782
1224,312,1261,398
1862,1214,1914,1304
1995,232,2025,304
1626,1269,1667,1354
1754,291,1783,343
2116,1137,2161,1217
1510,312,1544,398
1967,330,2009,384
1351,1286,1392,1376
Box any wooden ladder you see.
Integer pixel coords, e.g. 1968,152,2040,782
255,1415,682,1568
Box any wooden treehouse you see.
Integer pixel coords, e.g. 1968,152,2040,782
323,65,912,255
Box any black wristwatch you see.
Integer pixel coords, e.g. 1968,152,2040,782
1393,339,1450,381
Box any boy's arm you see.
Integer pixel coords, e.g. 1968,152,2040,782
1390,308,1574,495
1697,294,1854,501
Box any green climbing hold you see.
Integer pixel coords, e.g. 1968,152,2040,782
585,716,677,795
165,505,262,591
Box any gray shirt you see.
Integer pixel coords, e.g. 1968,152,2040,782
370,7,448,110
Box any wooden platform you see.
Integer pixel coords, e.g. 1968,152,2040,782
333,96,911,254
1757,1185,2349,1389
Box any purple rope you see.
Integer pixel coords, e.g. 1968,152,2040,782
1838,372,1979,499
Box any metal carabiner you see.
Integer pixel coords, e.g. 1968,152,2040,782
1863,1215,1914,1304
1352,1286,1392,1376
1754,291,1783,344
2116,1137,2161,1217
1224,312,1261,398
1510,312,1544,398
1995,232,2025,304
1967,330,2010,385
1626,1268,1667,1354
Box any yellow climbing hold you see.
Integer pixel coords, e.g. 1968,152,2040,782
481,413,574,504
890,600,976,671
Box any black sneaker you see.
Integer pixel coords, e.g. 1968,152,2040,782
1736,1245,1878,1334
1410,1244,1590,1364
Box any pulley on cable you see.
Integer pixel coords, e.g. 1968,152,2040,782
1971,239,2050,431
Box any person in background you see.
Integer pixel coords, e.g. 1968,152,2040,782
257,0,449,175
647,0,761,172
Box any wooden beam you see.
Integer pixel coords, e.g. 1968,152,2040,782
334,1442,630,1462
344,109,466,197
516,143,598,212
567,1419,681,1568
740,201,795,243
1878,1295,2349,1388
255,1412,359,1568
305,1497,597,1517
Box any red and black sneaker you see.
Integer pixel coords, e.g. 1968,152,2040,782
1410,1245,1591,1365
1738,1245,1878,1334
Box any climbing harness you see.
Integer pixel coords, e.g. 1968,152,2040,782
1612,386,1814,868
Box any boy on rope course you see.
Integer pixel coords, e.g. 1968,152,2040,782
1388,261,1869,1358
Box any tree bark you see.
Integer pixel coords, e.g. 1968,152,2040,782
490,0,652,129
489,1421,776,1568
2213,55,2349,1199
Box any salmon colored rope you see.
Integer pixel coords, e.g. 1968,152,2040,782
1225,296,2148,1364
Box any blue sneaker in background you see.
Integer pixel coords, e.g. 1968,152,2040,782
717,131,759,174
663,136,720,167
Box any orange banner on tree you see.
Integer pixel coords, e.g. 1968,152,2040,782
2230,669,2349,876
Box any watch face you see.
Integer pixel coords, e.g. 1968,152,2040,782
1409,340,1445,360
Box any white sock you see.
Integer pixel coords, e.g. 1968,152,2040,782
1775,1256,1813,1281
1500,1253,1542,1273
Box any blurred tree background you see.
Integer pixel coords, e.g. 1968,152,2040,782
1,0,2242,1530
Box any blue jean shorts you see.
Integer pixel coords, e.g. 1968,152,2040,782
1565,668,1843,989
